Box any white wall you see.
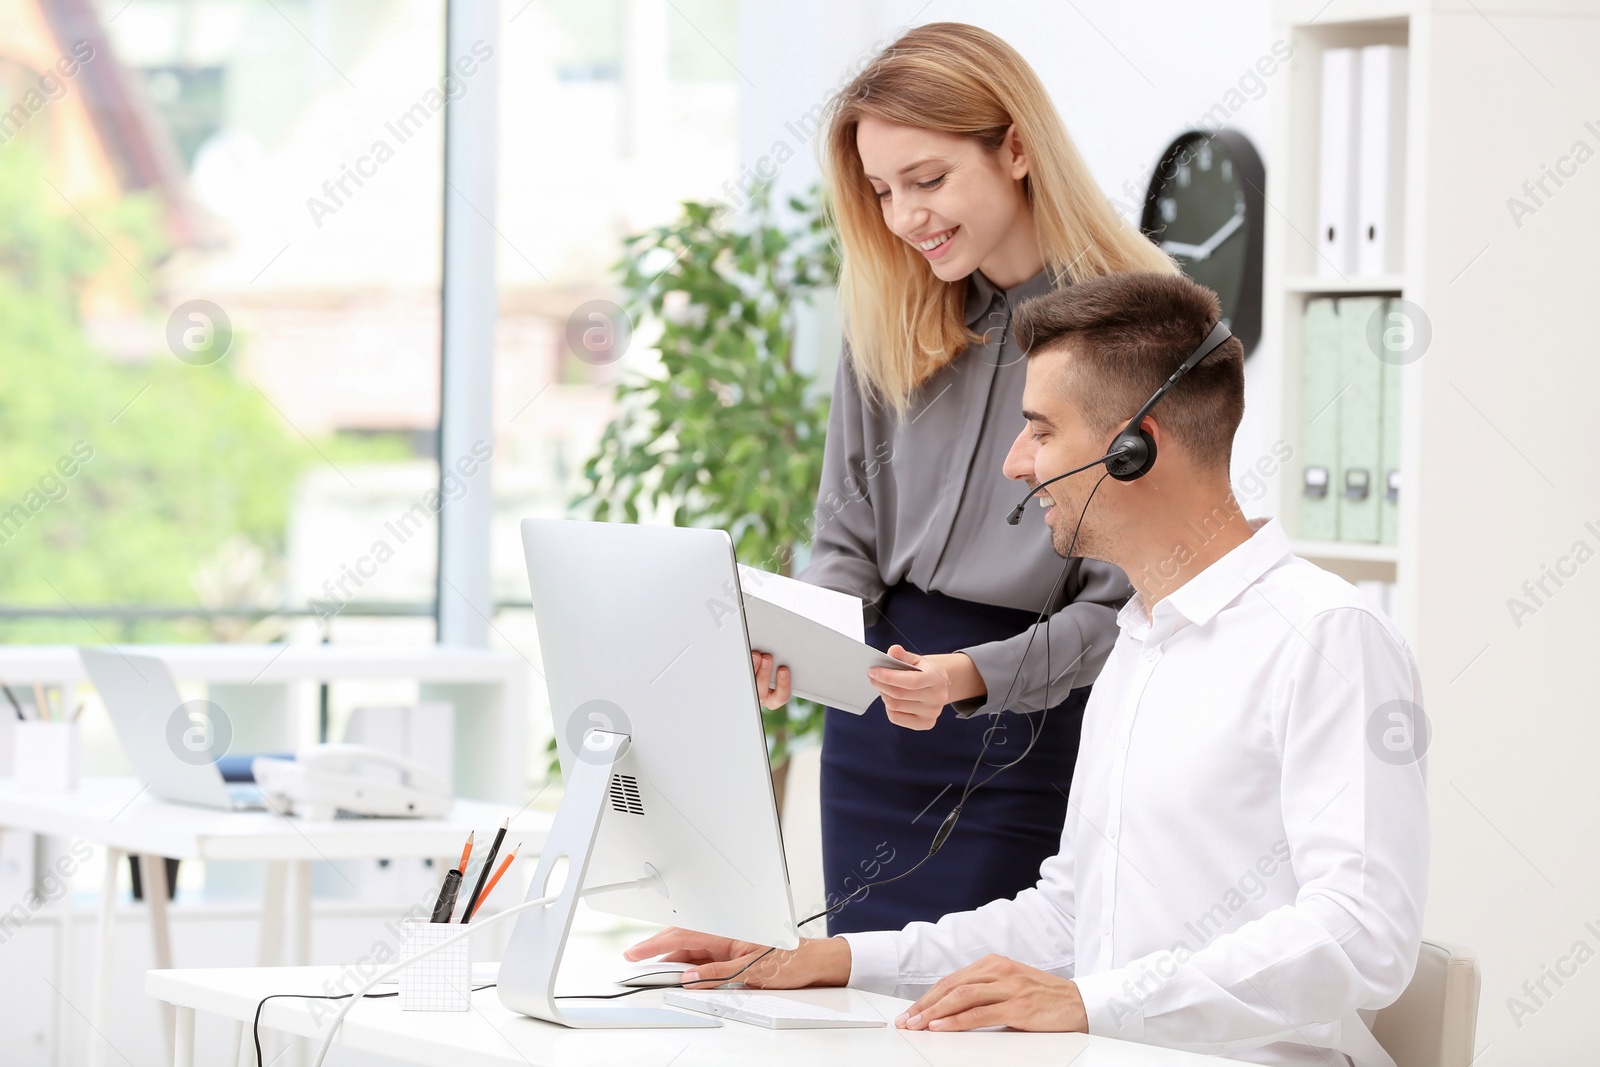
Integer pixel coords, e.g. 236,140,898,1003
1406,8,1600,1064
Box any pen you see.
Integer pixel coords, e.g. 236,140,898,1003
429,830,474,923
460,817,508,923
430,868,464,923
464,844,519,922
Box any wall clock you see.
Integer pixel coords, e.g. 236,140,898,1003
1140,128,1265,357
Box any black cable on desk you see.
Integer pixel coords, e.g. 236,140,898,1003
253,984,496,1065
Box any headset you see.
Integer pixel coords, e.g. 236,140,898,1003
1006,319,1233,525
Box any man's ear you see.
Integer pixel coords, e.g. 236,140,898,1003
1136,413,1163,450
1123,413,1183,484
1142,415,1234,486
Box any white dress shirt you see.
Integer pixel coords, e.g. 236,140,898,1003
841,517,1429,1067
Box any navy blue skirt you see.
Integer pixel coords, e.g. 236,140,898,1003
819,582,1089,934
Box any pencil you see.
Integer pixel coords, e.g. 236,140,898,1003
460,817,508,923
33,684,51,722
1,682,22,721
457,831,474,877
464,844,519,922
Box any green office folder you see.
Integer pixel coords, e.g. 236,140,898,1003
1379,305,1402,545
1299,298,1341,541
1292,295,1344,537
1336,297,1384,543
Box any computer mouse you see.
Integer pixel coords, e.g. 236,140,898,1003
616,960,695,988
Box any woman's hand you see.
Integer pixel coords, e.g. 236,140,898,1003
751,651,792,709
869,646,985,730
623,927,852,989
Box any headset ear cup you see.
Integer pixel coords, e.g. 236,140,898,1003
1107,429,1156,482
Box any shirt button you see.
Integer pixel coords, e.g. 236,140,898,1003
1143,650,1158,663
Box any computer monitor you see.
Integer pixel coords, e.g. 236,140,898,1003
497,519,799,1028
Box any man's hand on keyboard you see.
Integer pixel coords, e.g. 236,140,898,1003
623,928,851,989
895,954,1088,1033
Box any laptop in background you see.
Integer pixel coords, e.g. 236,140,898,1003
79,648,266,811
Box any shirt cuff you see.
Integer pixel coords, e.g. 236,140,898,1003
950,693,986,718
956,638,1026,717
838,929,902,996
1073,966,1148,1043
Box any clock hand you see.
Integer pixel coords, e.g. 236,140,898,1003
1159,238,1208,258
1196,210,1246,259
1160,210,1246,263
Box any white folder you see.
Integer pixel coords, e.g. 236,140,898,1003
1356,44,1408,276
736,564,913,715
1317,48,1362,278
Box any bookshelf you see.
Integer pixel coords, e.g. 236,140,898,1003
1262,3,1600,1064
1259,11,1415,597
1282,274,1404,294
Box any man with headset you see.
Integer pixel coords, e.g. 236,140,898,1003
627,270,1429,1067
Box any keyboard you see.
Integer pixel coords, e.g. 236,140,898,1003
663,990,885,1029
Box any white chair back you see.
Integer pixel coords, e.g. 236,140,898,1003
1372,941,1481,1067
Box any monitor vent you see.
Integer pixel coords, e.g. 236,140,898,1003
608,774,645,816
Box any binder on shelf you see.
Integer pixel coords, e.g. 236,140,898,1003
1356,45,1408,276
1379,300,1403,545
1336,296,1384,543
1299,297,1341,541
1317,47,1362,278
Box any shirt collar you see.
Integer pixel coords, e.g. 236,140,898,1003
964,265,1058,328
1116,516,1295,637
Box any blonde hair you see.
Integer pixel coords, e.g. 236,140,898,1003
820,22,1178,415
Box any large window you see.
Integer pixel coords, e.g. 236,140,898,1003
0,0,448,650
0,0,744,773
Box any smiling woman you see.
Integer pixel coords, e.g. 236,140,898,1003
824,23,1177,411
742,21,1180,936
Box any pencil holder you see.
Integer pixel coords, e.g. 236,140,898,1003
398,919,472,1011
13,721,80,791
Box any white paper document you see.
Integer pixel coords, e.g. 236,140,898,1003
736,565,912,715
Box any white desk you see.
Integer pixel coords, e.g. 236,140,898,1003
0,777,551,1067
0,644,531,803
146,941,1255,1067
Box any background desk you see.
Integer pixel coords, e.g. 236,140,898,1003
0,777,551,1067
146,932,1256,1067
0,644,531,803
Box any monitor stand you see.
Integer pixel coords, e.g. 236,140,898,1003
496,729,719,1028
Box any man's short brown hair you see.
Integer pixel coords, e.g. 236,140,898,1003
1012,271,1245,470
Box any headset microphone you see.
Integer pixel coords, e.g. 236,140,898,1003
1005,445,1132,525
1004,320,1233,526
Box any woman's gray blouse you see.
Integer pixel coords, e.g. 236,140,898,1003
796,265,1132,717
